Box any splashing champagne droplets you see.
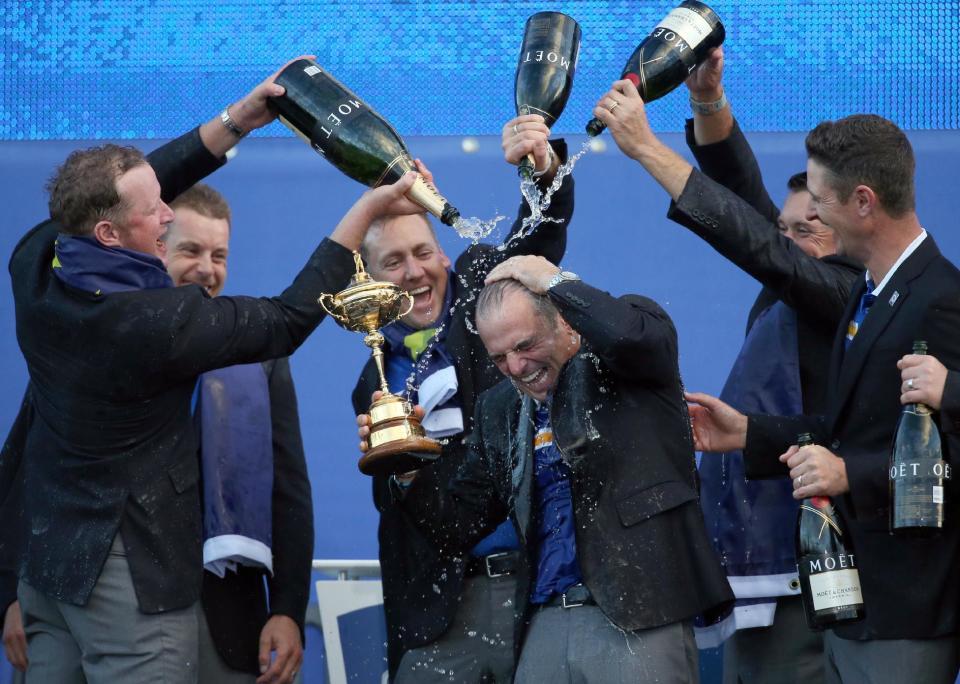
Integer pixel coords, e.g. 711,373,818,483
504,139,591,251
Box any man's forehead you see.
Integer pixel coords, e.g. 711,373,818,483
170,209,230,249
369,215,437,253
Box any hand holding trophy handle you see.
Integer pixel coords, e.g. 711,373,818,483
319,252,442,476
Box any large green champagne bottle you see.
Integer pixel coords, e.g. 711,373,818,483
270,59,460,226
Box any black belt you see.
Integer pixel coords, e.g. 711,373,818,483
465,551,520,578
544,583,595,609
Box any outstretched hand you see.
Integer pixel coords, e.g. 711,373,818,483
685,391,748,453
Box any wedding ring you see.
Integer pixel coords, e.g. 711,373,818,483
513,124,519,134
796,474,803,488
609,101,620,111
907,378,915,390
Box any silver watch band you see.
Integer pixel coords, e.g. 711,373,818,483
220,106,246,137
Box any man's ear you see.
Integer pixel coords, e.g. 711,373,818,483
92,220,122,248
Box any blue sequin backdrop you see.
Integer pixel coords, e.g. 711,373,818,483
1,1,958,140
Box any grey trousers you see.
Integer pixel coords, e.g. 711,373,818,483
723,595,824,684
197,604,255,684
394,573,517,684
18,535,199,684
824,630,959,684
515,604,698,684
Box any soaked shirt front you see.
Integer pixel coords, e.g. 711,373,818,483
530,402,583,603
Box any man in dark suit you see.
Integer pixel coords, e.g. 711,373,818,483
361,254,733,683
163,184,313,684
0,62,431,683
352,114,574,682
682,114,960,683
598,47,860,683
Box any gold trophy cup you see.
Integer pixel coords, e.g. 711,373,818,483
320,253,443,476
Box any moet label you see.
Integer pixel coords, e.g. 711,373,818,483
317,98,364,140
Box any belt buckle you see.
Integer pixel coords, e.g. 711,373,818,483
484,551,511,578
561,590,585,609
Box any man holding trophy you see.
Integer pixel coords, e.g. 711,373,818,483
332,117,573,682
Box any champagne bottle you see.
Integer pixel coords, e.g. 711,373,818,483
586,0,725,136
795,433,865,630
514,12,581,179
270,59,460,226
890,340,950,534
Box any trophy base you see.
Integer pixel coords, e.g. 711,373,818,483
358,436,442,476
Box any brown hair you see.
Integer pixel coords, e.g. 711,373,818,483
805,114,915,217
169,183,232,227
46,144,147,236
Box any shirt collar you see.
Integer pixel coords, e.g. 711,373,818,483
868,229,927,297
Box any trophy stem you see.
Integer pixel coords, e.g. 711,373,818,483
365,330,391,394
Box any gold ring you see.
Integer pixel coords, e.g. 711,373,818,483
609,101,620,111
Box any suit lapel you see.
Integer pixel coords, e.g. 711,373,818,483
830,237,940,424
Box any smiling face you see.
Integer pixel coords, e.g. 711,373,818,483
162,207,229,295
364,214,451,329
477,287,580,402
805,158,865,262
111,164,175,257
779,189,838,258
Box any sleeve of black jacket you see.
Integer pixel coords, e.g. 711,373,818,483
0,386,33,616
668,168,861,329
265,357,313,644
683,117,780,224
548,280,678,387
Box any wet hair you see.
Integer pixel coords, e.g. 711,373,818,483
46,144,147,236
169,183,232,229
359,213,438,267
786,171,808,193
805,114,915,217
476,278,559,328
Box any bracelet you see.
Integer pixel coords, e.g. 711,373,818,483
689,91,728,116
532,144,556,178
220,106,247,138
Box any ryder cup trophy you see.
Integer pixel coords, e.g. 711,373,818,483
320,253,442,476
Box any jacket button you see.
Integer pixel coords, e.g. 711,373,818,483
830,439,840,450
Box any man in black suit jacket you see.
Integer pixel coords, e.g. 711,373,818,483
682,114,960,682
600,48,860,683
163,184,312,683
352,115,573,682
0,64,432,683
361,255,733,683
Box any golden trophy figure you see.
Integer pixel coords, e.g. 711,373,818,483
320,253,442,476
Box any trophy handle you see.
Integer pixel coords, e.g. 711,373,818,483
318,293,346,323
398,291,414,319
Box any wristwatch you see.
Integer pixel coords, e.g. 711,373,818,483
547,270,580,290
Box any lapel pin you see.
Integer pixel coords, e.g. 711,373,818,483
888,291,899,306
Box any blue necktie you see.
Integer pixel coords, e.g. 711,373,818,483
845,280,877,349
